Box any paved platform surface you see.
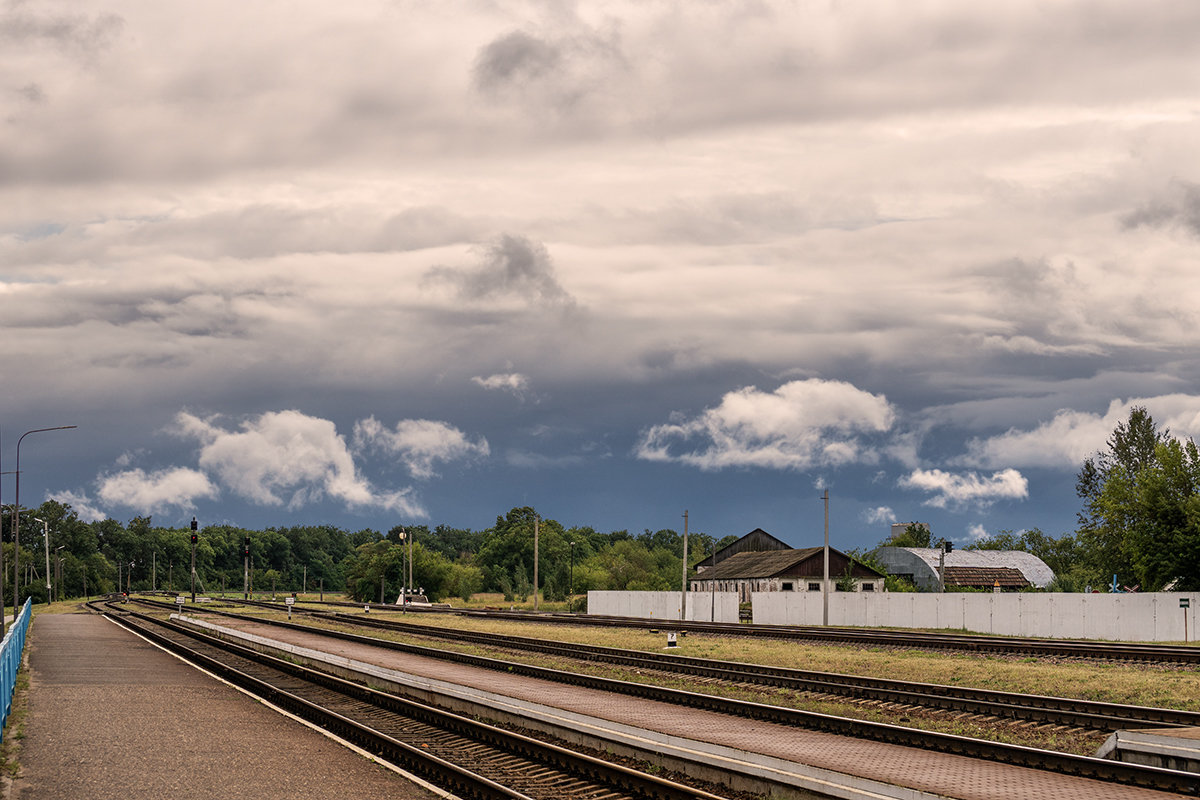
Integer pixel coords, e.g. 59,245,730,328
9,611,441,800
206,612,1192,800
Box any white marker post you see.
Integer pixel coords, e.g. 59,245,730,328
285,596,295,620
1182,597,1191,642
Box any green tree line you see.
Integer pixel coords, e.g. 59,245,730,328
1,502,736,605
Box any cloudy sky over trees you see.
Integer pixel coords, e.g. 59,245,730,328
5,1,1200,549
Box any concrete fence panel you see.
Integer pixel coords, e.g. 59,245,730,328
591,590,1199,641
587,591,739,623
750,591,1200,642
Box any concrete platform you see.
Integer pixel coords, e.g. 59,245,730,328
186,612,1194,800
1098,726,1200,773
9,611,444,800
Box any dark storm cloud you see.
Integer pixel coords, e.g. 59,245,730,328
471,25,625,119
0,1,122,55
1121,183,1200,237
424,234,577,309
16,82,44,103
473,30,563,93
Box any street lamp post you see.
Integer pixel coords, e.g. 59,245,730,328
13,426,76,618
33,518,49,605
533,515,540,612
55,546,64,602
190,517,198,603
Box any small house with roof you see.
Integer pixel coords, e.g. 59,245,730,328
690,537,886,602
870,547,1055,592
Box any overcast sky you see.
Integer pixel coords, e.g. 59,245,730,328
5,1,1200,552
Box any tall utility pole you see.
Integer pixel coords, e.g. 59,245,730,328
398,528,406,608
822,488,830,627
243,535,250,599
533,514,540,611
680,510,689,621
13,425,77,618
190,517,198,603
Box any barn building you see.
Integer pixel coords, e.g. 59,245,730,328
690,530,886,602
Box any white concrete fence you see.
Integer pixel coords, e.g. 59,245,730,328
587,590,740,623
753,591,1200,642
587,590,1200,641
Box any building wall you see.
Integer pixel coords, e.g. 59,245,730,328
751,591,1200,642
691,576,880,602
587,590,740,622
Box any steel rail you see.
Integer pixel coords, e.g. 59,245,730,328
308,610,1200,731
208,597,1200,731
467,610,1200,664
214,596,1200,664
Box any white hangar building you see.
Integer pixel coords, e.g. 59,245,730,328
870,546,1055,592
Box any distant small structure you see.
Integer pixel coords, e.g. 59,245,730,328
871,547,1055,592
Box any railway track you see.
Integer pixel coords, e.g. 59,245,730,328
166,593,1200,664
128,597,1200,794
297,609,1200,733
466,610,1200,665
92,600,735,800
205,596,1200,733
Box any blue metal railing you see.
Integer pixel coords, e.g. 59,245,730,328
0,599,33,739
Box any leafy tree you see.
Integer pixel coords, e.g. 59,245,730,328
1106,439,1200,590
885,523,931,548
1074,407,1200,590
1076,406,1170,586
445,562,484,602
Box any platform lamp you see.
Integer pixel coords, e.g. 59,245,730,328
190,517,198,603
13,426,77,619
54,546,64,602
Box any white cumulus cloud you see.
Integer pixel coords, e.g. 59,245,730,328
49,489,112,523
95,467,218,514
962,394,1200,469
635,379,895,471
174,410,421,514
900,468,1028,510
472,372,531,400
353,417,490,479
863,506,896,525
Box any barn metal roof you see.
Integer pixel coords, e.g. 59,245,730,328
697,548,823,580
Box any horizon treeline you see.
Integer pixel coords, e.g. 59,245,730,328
0,503,744,605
